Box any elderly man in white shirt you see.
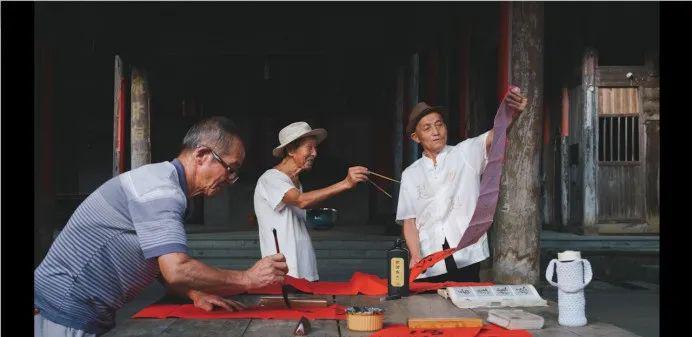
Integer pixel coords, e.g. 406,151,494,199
396,88,528,282
254,122,369,281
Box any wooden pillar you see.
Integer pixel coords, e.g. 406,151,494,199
642,52,659,230
542,102,553,226
130,66,151,169
581,49,598,229
113,55,126,176
560,87,570,226
492,2,544,285
497,1,511,103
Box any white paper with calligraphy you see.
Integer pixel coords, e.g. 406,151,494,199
447,284,547,308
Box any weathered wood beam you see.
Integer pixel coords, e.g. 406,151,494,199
130,66,151,169
560,87,570,226
493,2,544,285
113,55,126,176
641,52,659,230
542,102,553,226
597,66,656,87
581,49,598,229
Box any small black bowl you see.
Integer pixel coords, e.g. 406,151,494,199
306,208,338,230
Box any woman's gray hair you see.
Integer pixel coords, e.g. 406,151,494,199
182,116,240,155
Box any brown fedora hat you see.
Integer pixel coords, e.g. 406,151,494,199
406,102,447,134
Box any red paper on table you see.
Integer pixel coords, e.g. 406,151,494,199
133,303,346,320
227,272,490,297
312,272,388,295
368,324,482,337
239,272,385,296
408,86,519,281
133,272,493,320
368,324,532,337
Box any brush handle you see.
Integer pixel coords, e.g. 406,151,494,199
368,179,392,198
367,171,400,184
272,228,280,254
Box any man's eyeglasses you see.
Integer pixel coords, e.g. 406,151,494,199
199,145,239,184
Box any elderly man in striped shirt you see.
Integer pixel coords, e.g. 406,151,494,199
34,116,288,337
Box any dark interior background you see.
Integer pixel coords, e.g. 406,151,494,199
34,3,659,264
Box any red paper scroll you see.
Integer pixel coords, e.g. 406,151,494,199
237,272,491,297
477,324,533,337
368,324,482,337
368,324,532,337
133,303,347,320
133,272,493,320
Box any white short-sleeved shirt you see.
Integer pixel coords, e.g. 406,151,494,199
253,169,319,281
396,131,491,279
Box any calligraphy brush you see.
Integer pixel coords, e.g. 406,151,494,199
366,170,400,184
272,228,292,309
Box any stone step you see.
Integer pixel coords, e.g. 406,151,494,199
52,227,658,254
194,257,388,266
189,248,386,259
187,230,659,283
541,240,659,252
619,280,659,291
188,230,660,253
187,240,393,250
540,231,659,252
640,264,660,284
540,252,659,285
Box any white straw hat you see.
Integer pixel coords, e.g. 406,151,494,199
272,122,327,158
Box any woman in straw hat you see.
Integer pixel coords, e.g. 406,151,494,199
253,121,369,280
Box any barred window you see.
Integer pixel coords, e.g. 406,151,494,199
598,88,640,162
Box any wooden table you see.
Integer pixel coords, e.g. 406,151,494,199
104,294,641,337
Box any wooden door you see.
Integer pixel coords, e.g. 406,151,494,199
596,87,645,222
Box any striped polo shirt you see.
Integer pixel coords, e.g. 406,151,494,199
34,160,189,334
